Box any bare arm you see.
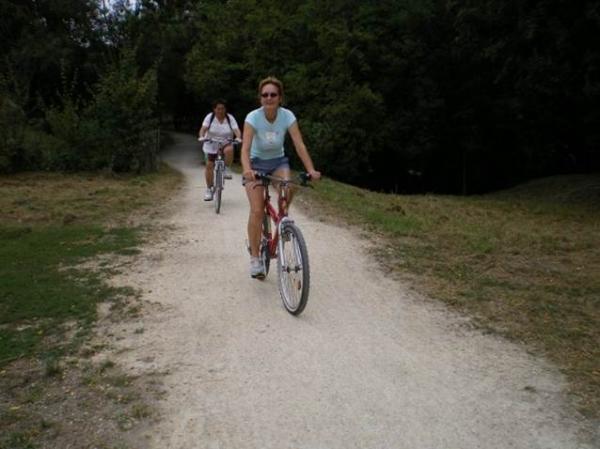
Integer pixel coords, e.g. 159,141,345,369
288,122,321,180
241,123,255,181
199,125,208,138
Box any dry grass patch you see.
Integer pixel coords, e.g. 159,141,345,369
0,165,181,227
0,357,162,449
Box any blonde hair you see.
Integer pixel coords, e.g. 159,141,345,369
258,76,284,103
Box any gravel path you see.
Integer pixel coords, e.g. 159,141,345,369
107,133,595,449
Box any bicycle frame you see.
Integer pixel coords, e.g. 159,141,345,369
209,142,228,166
262,180,293,258
214,148,225,180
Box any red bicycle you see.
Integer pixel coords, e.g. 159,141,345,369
254,172,312,315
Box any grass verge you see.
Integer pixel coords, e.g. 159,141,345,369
300,174,600,419
0,165,181,448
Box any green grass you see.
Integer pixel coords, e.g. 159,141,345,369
0,433,36,449
0,226,137,365
301,174,600,418
1,226,135,321
0,165,182,367
0,165,181,449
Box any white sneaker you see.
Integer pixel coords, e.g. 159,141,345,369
250,256,265,279
204,188,213,201
224,167,232,180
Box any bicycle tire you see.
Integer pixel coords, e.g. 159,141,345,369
277,222,309,315
261,238,270,276
261,215,271,276
214,164,223,214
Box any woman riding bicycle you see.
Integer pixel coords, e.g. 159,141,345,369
198,99,242,201
241,76,321,278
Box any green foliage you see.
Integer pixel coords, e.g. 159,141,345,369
92,49,159,172
0,0,106,110
0,90,27,173
0,2,160,174
305,84,385,183
178,0,600,192
1,0,599,188
39,99,102,171
0,49,158,173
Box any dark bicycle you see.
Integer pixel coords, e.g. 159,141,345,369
198,137,238,214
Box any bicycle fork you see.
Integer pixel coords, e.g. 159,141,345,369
277,218,302,274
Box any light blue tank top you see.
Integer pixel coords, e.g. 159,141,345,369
245,107,296,159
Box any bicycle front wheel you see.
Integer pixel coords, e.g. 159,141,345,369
214,166,223,214
277,222,310,315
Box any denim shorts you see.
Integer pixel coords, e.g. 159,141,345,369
251,156,289,174
243,156,290,185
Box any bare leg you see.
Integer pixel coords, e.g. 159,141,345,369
205,160,214,187
224,145,234,168
245,182,265,257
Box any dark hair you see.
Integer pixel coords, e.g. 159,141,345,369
211,99,227,109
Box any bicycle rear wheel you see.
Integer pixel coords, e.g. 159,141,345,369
260,238,270,277
277,222,309,315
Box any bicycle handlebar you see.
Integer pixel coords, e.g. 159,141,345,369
198,136,240,147
253,172,313,187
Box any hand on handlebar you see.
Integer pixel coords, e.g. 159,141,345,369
307,170,321,181
242,170,256,182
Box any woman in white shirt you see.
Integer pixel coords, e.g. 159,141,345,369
198,99,242,201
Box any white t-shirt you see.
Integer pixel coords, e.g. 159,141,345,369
202,113,240,154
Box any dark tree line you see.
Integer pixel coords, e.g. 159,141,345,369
1,0,599,193
0,0,159,173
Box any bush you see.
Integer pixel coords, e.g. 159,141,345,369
37,99,106,171
92,49,159,173
0,91,27,173
1,51,159,173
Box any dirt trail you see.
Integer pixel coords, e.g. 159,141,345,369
105,133,595,449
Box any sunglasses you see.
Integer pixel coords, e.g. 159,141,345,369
261,92,279,98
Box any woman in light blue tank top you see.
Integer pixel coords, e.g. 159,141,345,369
241,76,321,278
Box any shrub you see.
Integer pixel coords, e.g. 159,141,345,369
93,49,159,173
0,91,27,173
